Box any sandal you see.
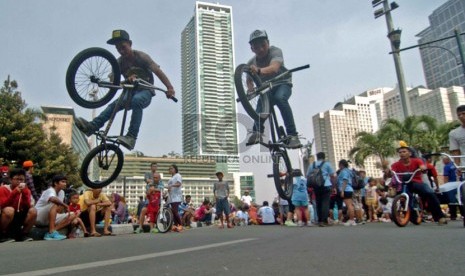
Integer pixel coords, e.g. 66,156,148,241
90,232,101,237
103,232,115,236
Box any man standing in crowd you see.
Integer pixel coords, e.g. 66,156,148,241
213,172,233,229
23,160,39,203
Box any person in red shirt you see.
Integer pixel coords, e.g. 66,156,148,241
391,145,446,225
0,168,37,242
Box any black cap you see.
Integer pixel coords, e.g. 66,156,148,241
107,30,130,45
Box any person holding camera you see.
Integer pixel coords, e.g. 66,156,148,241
0,168,37,242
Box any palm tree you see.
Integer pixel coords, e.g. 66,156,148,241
348,128,395,168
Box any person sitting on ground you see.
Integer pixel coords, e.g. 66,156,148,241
111,193,127,224
179,195,195,228
35,175,77,241
194,199,213,226
234,205,249,226
0,168,37,242
79,188,112,237
257,201,276,225
67,190,90,237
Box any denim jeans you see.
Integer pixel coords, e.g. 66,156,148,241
409,182,444,221
92,89,152,138
253,84,297,136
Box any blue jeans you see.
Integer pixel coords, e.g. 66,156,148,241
253,84,297,136
92,89,152,138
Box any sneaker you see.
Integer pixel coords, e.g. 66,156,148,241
343,220,357,226
150,228,159,234
19,235,33,242
0,237,15,243
247,131,263,145
306,222,314,227
438,217,448,226
44,231,67,241
285,220,297,227
75,117,96,137
117,135,136,150
286,135,302,149
134,227,143,234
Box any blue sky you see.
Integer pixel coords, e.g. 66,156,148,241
0,0,449,201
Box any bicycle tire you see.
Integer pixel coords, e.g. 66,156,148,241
273,150,293,200
410,195,424,225
156,207,174,233
80,143,124,188
66,47,121,108
391,195,410,227
234,64,270,121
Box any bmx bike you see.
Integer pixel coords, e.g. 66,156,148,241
390,168,425,227
65,47,177,188
234,64,309,200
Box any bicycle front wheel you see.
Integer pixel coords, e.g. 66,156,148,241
66,47,121,108
391,194,410,227
156,207,174,233
80,143,124,188
273,150,293,200
234,64,270,121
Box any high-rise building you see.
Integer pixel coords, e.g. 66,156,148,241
312,86,465,177
181,1,239,173
417,0,465,89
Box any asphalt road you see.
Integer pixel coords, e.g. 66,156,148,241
1,221,464,276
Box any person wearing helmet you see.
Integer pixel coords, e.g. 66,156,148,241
246,30,301,149
74,30,176,150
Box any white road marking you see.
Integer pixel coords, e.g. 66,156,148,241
3,238,256,276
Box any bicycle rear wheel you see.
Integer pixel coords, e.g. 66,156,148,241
156,207,174,233
273,150,293,200
66,47,121,108
234,64,270,121
391,194,410,227
80,143,124,188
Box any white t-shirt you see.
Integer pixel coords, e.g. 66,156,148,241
258,206,275,224
241,195,252,206
449,125,465,164
168,173,183,203
35,187,64,213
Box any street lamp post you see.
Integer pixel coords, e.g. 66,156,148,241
373,0,411,118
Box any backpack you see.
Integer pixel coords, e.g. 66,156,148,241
351,169,365,190
307,161,325,189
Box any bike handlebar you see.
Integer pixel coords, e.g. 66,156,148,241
391,168,423,184
97,79,178,102
425,152,465,170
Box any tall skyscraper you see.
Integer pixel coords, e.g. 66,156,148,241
417,0,465,89
181,2,239,173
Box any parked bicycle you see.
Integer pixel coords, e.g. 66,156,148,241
234,64,309,200
156,191,174,233
65,47,177,188
390,168,425,227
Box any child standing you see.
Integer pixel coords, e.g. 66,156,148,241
146,185,161,233
291,169,310,227
365,178,378,222
377,188,392,222
68,191,90,238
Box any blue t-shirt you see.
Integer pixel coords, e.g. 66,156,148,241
337,168,353,192
443,162,457,182
306,160,334,187
291,176,309,202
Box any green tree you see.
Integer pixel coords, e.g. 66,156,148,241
348,128,395,167
0,77,80,191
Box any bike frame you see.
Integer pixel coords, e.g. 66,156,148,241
391,169,422,209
